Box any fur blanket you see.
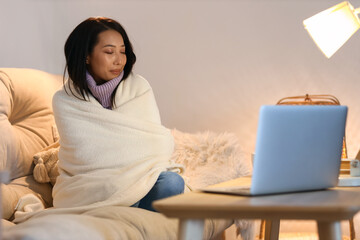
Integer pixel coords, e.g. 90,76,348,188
51,73,176,209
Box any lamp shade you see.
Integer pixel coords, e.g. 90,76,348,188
303,1,360,58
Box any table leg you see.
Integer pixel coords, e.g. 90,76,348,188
349,218,355,240
178,219,204,240
317,221,342,240
264,219,280,240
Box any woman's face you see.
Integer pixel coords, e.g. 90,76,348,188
87,30,127,84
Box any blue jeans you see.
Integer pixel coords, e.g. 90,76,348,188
132,171,185,212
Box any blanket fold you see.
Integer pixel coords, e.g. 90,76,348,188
13,194,45,220
52,73,175,209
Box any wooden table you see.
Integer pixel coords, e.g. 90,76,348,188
153,179,360,240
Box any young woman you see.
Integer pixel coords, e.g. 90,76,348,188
52,17,184,212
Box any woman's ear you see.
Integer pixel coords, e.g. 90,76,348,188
86,56,89,64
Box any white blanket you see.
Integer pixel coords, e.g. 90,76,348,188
52,73,175,209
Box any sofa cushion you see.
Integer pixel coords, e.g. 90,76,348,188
2,175,52,220
0,68,62,180
3,205,232,240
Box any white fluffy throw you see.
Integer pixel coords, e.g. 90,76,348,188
52,73,175,209
170,129,252,189
170,129,255,240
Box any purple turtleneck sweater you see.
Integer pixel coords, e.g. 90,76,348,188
86,71,124,109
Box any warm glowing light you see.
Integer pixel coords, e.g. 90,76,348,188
303,1,360,58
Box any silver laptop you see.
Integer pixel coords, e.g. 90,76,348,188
201,105,347,196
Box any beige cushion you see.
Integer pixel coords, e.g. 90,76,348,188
2,175,52,220
2,219,15,229
3,206,231,240
0,68,62,180
0,68,62,220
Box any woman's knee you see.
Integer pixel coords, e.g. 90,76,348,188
158,171,185,195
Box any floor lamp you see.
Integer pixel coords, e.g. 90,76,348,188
303,2,360,240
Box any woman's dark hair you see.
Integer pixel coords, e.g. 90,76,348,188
63,17,136,105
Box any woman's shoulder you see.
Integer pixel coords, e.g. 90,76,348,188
126,72,150,87
52,82,84,107
112,73,154,107
53,87,66,102
123,72,152,93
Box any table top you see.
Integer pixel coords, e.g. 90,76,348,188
153,178,360,221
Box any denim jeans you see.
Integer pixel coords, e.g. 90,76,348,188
131,171,185,212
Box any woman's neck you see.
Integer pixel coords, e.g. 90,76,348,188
86,71,124,109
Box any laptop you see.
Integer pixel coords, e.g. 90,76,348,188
200,105,347,196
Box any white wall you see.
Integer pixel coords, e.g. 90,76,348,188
1,0,360,157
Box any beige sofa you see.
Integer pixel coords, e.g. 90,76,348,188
0,68,254,240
